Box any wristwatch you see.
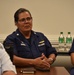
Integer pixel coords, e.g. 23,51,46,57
48,58,53,61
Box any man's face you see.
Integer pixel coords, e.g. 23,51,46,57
16,12,32,33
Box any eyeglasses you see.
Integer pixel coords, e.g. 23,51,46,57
18,17,32,22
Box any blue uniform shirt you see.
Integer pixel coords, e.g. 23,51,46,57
69,39,74,54
4,29,57,59
69,39,74,75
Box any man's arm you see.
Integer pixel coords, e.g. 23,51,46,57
0,43,17,75
13,55,35,67
47,54,56,65
71,53,74,65
13,55,50,69
2,71,16,75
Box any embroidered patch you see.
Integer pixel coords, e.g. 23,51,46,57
39,40,44,43
20,41,26,46
38,43,45,46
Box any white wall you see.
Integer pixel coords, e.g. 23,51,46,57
0,0,74,41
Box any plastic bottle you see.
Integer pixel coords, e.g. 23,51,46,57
59,32,65,43
66,32,72,43
58,32,65,51
66,32,72,51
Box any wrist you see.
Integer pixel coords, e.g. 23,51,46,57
48,58,54,64
48,58,53,61
29,59,35,66
31,59,36,67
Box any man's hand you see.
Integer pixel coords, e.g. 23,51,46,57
41,53,54,65
33,54,50,70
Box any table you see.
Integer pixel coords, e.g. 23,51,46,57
16,67,70,75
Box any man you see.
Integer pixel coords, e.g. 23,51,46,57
3,8,57,70
0,43,16,75
69,39,74,65
69,40,74,75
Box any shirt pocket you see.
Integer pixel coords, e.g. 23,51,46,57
38,43,46,53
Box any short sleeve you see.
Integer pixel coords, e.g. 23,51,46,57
0,43,17,74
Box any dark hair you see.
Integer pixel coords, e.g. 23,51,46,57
14,8,32,22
